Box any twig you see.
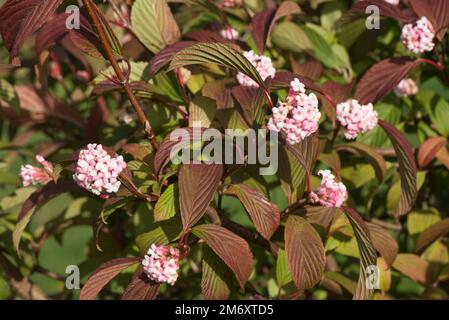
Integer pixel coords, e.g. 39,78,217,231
81,0,159,150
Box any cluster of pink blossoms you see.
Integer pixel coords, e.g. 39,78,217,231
309,170,348,208
73,144,127,197
336,99,378,140
394,78,418,98
236,50,276,88
142,244,180,285
221,0,241,8
401,17,435,54
267,78,321,145
220,27,239,40
20,155,54,187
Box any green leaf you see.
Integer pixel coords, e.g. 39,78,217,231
0,79,19,112
188,96,217,128
271,21,312,53
285,215,326,290
335,142,387,182
302,24,348,70
135,218,183,253
201,246,232,300
168,42,265,88
276,248,292,288
131,0,181,53
154,183,179,222
407,209,441,236
192,224,253,288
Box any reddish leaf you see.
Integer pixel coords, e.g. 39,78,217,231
297,205,337,235
416,218,449,252
436,146,449,170
285,215,326,290
290,57,323,81
201,246,232,300
339,0,416,25
231,85,266,125
342,207,377,300
409,0,449,40
251,8,276,53
122,268,160,300
226,184,280,239
154,127,206,175
35,11,100,57
80,257,141,300
179,164,224,229
354,57,421,104
149,41,195,76
202,80,234,109
392,254,432,285
0,0,64,64
379,120,418,216
192,224,253,288
267,71,322,94
417,136,447,168
367,223,398,267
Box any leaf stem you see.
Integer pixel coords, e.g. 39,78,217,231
81,0,159,150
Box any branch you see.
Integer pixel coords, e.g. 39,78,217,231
81,0,159,150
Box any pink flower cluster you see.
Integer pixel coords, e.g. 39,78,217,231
394,78,418,97
142,244,180,285
309,170,347,208
336,99,378,140
220,27,239,40
73,144,127,197
236,50,276,88
20,155,54,187
401,17,435,54
267,78,321,145
221,0,241,8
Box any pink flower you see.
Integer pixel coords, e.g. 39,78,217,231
73,144,127,197
268,78,321,145
401,16,435,54
221,0,241,8
219,27,239,40
309,170,347,208
142,244,180,285
20,155,54,187
236,50,276,87
336,99,378,140
394,78,418,97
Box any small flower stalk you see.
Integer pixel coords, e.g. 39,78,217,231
237,50,276,88
142,244,180,285
20,155,54,187
336,99,378,140
401,16,435,54
268,78,321,145
394,78,418,98
73,144,127,198
309,170,348,208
